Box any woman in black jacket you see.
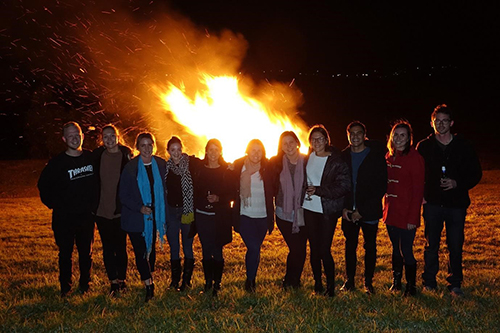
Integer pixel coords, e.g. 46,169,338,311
303,125,351,297
269,131,307,289
93,124,131,296
230,139,274,292
190,139,232,296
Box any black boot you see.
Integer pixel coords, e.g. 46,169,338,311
109,282,120,297
390,271,403,292
314,279,324,294
212,260,224,296
179,258,195,291
245,279,256,292
169,259,182,290
145,283,155,302
201,259,214,293
404,263,417,296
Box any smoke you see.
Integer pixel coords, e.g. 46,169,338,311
2,0,304,157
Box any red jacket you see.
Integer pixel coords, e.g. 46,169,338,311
383,147,425,229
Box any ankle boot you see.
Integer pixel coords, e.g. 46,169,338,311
145,283,155,302
212,260,224,296
201,259,214,293
179,258,195,291
404,263,417,296
244,279,256,292
169,259,182,289
390,271,403,291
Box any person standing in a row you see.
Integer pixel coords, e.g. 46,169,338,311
38,122,96,297
231,139,275,292
270,131,307,290
190,139,233,296
383,121,425,296
93,125,131,297
119,132,167,302
303,125,351,297
418,104,482,297
340,121,387,294
165,136,196,291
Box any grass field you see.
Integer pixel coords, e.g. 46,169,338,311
0,160,499,332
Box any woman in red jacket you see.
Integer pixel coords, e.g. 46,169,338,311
383,121,425,296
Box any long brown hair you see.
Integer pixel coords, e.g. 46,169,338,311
387,120,413,157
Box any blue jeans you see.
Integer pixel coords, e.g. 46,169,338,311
422,204,467,289
196,212,223,261
386,225,416,268
239,215,268,280
166,205,194,260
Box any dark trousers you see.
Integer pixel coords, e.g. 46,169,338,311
341,219,378,284
52,211,95,293
422,204,467,289
304,209,337,286
196,212,223,261
276,216,307,286
96,216,128,281
128,228,156,282
386,225,417,270
166,205,194,260
239,215,268,280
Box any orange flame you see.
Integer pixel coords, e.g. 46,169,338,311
159,74,309,161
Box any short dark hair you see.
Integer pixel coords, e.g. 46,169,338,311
167,136,183,151
346,121,366,134
431,104,453,121
387,120,413,156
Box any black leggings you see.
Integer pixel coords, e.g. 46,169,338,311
304,209,337,285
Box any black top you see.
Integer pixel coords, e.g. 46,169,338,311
417,133,482,208
166,171,183,207
38,150,96,216
194,165,225,212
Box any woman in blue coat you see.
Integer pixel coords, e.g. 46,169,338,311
119,132,167,302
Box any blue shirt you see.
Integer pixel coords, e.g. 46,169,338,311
351,147,377,225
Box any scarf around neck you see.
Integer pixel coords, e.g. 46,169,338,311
240,157,262,208
165,153,194,224
280,154,305,233
137,157,166,257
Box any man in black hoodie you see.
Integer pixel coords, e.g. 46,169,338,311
38,121,96,297
340,121,387,294
417,104,482,297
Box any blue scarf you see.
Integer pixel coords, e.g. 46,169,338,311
137,157,166,258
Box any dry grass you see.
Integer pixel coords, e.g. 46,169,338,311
0,161,499,332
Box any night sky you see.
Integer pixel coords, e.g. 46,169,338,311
1,0,498,161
